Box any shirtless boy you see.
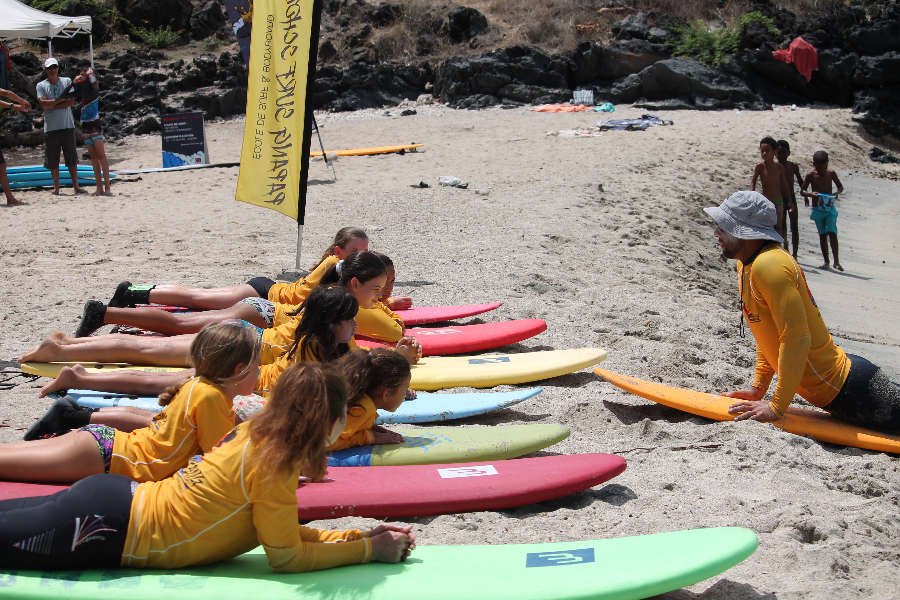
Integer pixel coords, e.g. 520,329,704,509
751,136,792,250
801,150,844,271
776,140,803,259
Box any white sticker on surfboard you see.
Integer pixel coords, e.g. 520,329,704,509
438,465,498,478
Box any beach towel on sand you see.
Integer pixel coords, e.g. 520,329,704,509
774,37,818,82
531,104,592,112
597,115,673,131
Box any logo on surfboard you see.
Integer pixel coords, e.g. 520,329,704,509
526,548,595,568
469,357,511,364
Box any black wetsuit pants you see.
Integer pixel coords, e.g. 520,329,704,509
825,354,900,434
0,474,134,570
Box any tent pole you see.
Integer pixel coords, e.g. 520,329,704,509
312,116,335,180
295,223,304,270
89,34,94,67
48,39,52,58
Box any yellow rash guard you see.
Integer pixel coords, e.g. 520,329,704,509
355,302,403,342
272,301,300,329
110,377,234,482
261,312,299,365
267,256,338,306
255,336,360,398
122,424,371,571
737,243,850,417
325,394,378,451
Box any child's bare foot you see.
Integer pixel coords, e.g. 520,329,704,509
51,188,60,195
40,365,88,397
819,263,830,270
100,191,115,197
74,188,88,195
834,263,844,272
5,197,25,206
93,188,104,196
49,330,70,344
20,338,71,363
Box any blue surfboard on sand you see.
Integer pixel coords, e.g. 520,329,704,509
62,388,543,425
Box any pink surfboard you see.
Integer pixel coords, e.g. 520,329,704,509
356,319,547,356
394,303,502,325
0,454,625,519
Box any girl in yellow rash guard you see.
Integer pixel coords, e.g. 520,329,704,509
71,228,369,337
1,322,260,484
0,363,415,572
326,349,411,451
35,288,361,436
102,227,369,310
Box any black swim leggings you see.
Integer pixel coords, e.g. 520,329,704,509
246,276,275,299
0,474,134,570
825,354,900,434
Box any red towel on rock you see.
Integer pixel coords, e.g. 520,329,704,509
774,37,819,82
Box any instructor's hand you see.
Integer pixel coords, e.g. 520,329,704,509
720,387,766,401
727,400,778,422
370,524,415,563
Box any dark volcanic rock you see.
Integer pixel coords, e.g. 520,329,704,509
870,147,900,164
845,21,900,56
635,59,768,110
853,53,900,88
853,85,900,138
116,0,194,30
613,13,649,40
569,40,669,86
10,52,41,76
448,7,488,44
190,0,226,40
365,2,402,26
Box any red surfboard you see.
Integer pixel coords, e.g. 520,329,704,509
394,303,502,325
0,454,625,519
356,319,547,356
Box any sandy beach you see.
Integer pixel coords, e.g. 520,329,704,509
1,103,899,599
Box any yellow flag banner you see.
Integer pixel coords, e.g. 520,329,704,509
235,0,322,223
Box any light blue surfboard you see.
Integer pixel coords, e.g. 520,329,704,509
62,388,543,425
6,165,96,174
8,171,116,182
9,178,100,189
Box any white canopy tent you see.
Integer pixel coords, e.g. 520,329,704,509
0,0,94,64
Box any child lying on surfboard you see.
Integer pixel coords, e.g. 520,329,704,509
0,362,415,572
1,321,260,484
23,253,421,370
326,349,411,450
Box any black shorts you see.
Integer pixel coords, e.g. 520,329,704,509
0,474,134,570
44,128,78,170
825,354,900,434
246,276,275,299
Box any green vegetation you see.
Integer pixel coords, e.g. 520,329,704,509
669,11,779,67
130,26,182,49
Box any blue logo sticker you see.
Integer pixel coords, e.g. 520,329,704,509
468,357,511,364
526,548,595,568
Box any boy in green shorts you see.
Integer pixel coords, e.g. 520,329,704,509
751,136,792,249
801,150,844,271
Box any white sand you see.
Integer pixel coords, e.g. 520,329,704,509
2,104,899,598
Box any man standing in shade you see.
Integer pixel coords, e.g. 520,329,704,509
36,58,85,195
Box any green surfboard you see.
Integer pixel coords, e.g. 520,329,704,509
0,528,757,600
327,424,570,466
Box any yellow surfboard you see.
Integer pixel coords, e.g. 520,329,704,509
595,367,900,454
310,144,423,157
22,348,607,391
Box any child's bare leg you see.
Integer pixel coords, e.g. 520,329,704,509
103,302,266,335
89,407,155,432
776,205,786,249
0,431,104,483
148,283,260,310
39,365,192,398
818,234,830,269
68,164,86,194
92,139,112,194
0,164,24,205
829,233,842,270
87,144,103,195
20,335,192,366
52,330,194,346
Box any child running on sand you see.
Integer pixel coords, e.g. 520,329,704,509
105,227,368,310
776,140,804,259
2,321,259,483
801,150,845,271
326,349,411,450
0,362,415,572
751,136,792,249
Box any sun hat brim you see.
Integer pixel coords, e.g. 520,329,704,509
704,206,784,244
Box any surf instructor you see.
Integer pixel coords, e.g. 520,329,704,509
705,191,900,434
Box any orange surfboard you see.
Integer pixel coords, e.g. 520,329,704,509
310,144,423,157
594,367,900,454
